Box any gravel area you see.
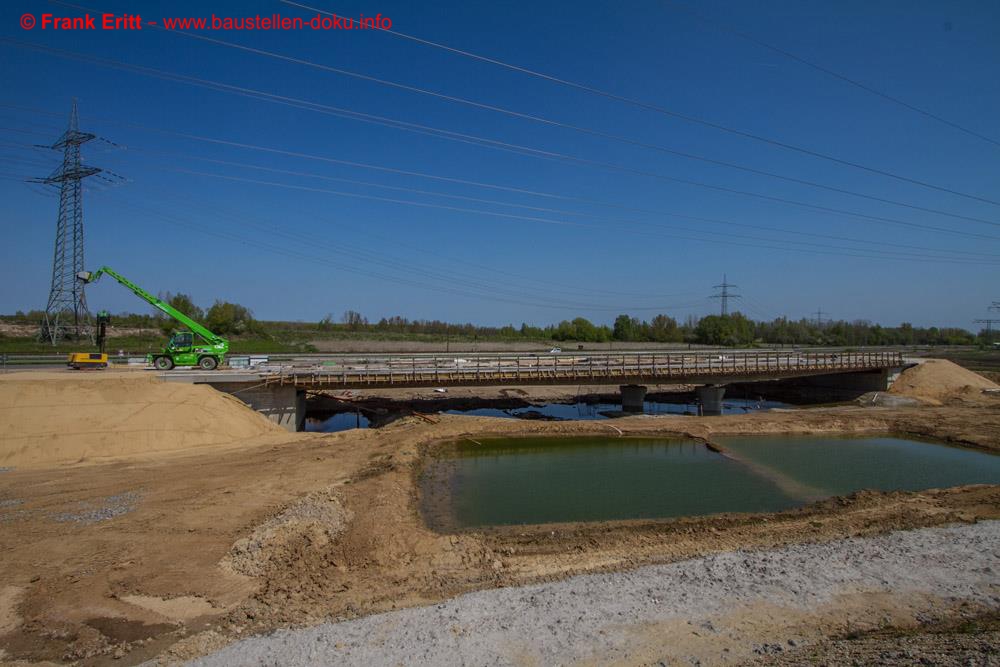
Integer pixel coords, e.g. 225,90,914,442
52,491,141,524
190,521,1000,666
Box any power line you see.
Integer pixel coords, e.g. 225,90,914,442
265,0,1000,203
117,188,697,304
6,110,999,265
154,166,1000,265
812,308,828,327
81,139,1000,261
101,191,716,313
665,1,1000,149
148,150,1000,259
3,47,999,243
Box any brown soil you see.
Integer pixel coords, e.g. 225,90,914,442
746,611,1000,666
0,373,284,468
889,358,999,405
0,362,998,665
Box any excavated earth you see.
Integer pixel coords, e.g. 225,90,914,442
0,362,997,665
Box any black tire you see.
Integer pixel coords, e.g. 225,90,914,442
198,356,219,371
153,356,174,371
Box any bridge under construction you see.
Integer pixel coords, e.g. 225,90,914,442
166,350,907,430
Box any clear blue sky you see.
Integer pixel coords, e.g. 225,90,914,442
1,0,998,328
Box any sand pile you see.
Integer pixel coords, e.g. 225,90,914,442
889,359,998,404
0,372,282,467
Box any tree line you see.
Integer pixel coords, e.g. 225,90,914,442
312,310,980,347
3,301,986,347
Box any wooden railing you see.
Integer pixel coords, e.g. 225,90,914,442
263,350,904,388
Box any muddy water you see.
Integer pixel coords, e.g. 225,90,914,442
717,435,1000,497
421,436,1000,530
420,437,799,530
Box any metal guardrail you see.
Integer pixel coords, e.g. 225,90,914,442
262,351,904,388
0,353,140,370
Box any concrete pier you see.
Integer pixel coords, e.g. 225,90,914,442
620,384,648,412
696,385,726,416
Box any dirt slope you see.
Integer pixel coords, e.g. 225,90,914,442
0,372,281,467
0,403,998,664
889,359,998,404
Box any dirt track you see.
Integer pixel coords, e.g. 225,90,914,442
0,365,998,665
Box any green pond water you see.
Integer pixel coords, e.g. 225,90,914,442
419,435,1000,530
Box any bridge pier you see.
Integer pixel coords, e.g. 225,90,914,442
696,384,726,416
620,384,647,412
210,382,305,432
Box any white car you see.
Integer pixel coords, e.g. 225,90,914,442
549,347,562,354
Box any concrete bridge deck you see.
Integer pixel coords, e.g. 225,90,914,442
258,350,903,389
162,351,905,430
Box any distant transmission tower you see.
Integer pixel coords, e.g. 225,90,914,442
32,100,102,344
975,319,1000,343
812,308,828,327
711,274,740,316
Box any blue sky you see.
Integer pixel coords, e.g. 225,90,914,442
1,0,998,328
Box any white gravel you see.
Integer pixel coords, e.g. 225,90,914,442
190,522,1000,666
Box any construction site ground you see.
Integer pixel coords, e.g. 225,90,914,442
0,360,998,665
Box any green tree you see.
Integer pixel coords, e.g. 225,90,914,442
205,300,259,336
156,292,204,334
613,314,641,341
649,314,681,342
694,313,754,346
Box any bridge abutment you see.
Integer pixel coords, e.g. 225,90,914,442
728,368,895,404
209,382,305,432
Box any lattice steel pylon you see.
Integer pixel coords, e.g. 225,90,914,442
710,274,740,317
33,100,102,344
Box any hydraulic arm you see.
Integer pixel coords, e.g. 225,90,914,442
77,266,228,370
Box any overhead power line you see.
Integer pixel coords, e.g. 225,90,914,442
8,114,997,262
148,166,1000,265
665,1,1000,149
87,140,1000,261
102,190,714,313
267,0,1000,204
150,186,702,301
1,48,998,247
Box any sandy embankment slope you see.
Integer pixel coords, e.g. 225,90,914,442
0,371,283,468
889,358,999,404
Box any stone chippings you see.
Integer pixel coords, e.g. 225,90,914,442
52,491,142,524
190,521,1000,667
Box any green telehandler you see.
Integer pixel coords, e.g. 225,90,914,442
77,266,229,370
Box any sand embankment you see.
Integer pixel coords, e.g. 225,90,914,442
889,358,998,404
0,371,282,467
